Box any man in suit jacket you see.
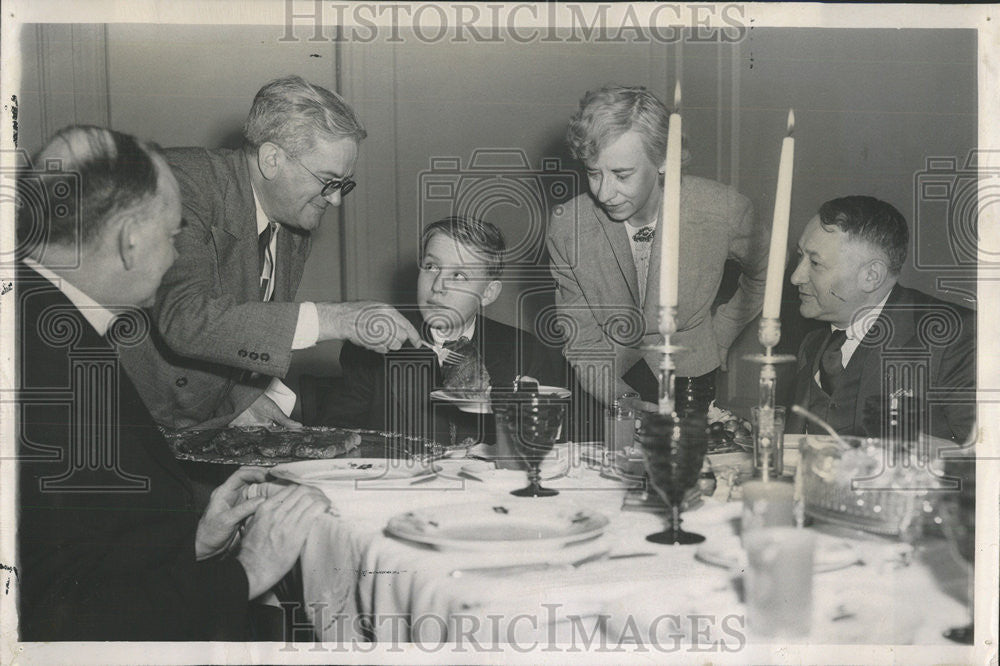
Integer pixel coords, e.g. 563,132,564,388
121,75,420,429
14,126,329,640
784,196,976,443
316,216,565,445
547,85,768,410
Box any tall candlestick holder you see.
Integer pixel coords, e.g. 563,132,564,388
744,317,796,481
624,306,708,543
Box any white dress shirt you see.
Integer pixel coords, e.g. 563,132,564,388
251,188,320,417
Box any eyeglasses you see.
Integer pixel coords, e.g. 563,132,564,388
281,146,356,198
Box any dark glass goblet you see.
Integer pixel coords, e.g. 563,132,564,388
940,451,975,644
637,411,710,544
492,395,566,497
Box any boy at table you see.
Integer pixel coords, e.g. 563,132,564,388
314,216,565,446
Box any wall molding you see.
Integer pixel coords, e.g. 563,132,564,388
34,24,110,138
337,39,399,302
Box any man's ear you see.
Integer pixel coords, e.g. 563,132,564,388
859,257,889,293
257,142,281,180
118,215,141,271
481,279,503,307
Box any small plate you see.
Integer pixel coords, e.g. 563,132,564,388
431,386,572,414
695,533,860,573
386,501,609,550
270,458,432,484
433,451,569,481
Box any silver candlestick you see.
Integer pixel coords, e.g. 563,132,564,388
744,317,796,481
656,305,682,417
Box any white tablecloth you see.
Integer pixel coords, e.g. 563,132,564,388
298,459,971,649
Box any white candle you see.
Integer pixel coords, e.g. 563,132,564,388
659,81,682,317
762,109,795,320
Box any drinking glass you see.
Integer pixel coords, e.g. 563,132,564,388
744,527,817,639
492,394,566,497
940,450,975,644
636,411,710,544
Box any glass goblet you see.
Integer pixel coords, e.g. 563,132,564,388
940,450,975,644
637,411,710,544
493,395,566,497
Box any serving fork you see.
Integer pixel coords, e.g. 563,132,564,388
418,339,467,366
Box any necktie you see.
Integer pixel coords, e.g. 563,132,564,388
258,223,276,302
819,329,848,394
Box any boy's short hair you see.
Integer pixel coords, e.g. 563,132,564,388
420,216,506,278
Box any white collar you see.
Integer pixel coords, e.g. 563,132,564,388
252,184,278,237
839,290,892,341
428,317,477,345
23,257,116,336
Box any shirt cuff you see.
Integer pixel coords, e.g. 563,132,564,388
292,302,319,350
265,376,297,417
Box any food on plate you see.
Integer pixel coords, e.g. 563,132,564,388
166,426,363,463
706,401,753,453
441,338,491,397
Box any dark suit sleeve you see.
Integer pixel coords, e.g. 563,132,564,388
934,308,977,443
21,499,249,641
19,427,249,640
314,342,381,428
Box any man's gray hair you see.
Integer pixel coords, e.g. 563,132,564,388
17,125,162,250
243,75,366,156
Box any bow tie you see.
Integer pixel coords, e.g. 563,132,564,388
632,226,655,243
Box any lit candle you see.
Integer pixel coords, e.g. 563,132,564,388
761,109,795,320
659,81,682,319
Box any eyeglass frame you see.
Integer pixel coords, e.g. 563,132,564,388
277,143,356,198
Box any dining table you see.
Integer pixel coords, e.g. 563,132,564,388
286,441,972,655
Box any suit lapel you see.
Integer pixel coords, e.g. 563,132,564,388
851,285,916,427
273,229,309,302
210,151,260,301
643,221,663,330
593,206,640,307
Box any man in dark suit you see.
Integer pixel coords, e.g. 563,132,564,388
784,196,975,443
120,75,420,430
14,126,330,640
315,216,565,446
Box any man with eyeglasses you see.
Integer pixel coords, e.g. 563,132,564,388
122,75,420,430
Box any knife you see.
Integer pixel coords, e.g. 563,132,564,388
449,551,656,578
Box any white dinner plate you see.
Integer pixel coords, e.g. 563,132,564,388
695,532,860,573
432,452,569,481
386,501,609,550
430,386,572,414
270,458,432,484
